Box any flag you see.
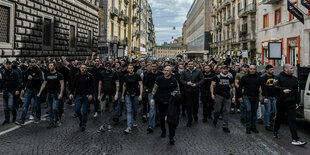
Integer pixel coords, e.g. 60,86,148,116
301,0,310,11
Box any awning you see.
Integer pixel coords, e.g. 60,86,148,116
183,51,209,54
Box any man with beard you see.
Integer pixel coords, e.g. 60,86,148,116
16,59,43,125
144,63,163,134
180,61,204,127
89,58,103,118
69,64,94,131
201,65,215,122
37,62,64,127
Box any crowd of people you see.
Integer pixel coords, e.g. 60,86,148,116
0,54,307,146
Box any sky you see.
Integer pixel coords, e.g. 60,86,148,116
148,0,194,45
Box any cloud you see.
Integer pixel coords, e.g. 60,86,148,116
148,0,194,44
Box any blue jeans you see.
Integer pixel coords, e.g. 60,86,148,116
148,93,160,129
257,102,262,119
92,89,100,112
114,91,123,118
243,96,259,129
74,95,89,128
125,95,138,127
240,101,246,120
46,92,59,123
264,97,277,127
20,89,40,123
3,91,16,121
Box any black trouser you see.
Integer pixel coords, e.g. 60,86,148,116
185,91,199,123
180,91,186,114
201,91,213,119
142,92,148,116
158,99,177,139
274,101,299,140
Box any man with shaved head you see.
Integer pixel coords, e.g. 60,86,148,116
273,64,306,146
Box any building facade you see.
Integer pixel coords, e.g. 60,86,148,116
154,45,183,58
210,0,257,63
0,0,100,61
146,3,155,57
98,0,129,58
184,0,212,58
256,0,310,66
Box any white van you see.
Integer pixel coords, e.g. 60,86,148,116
304,73,310,121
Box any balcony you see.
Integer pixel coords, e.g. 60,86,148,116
224,0,231,6
223,19,229,26
120,38,128,46
238,8,248,18
132,15,138,22
263,0,281,4
124,16,129,24
231,37,239,45
118,13,125,21
124,0,129,4
245,3,256,14
211,9,217,17
112,36,119,43
110,7,119,17
215,22,222,30
133,0,139,8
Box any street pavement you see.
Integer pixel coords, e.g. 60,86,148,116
0,97,309,154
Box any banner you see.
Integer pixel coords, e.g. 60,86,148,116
301,0,310,11
288,0,304,24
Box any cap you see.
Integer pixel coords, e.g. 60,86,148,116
12,60,19,65
29,59,36,63
242,64,249,68
5,59,12,64
265,64,274,70
105,62,111,66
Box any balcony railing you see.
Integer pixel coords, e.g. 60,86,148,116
215,22,222,30
211,9,217,17
124,16,129,24
238,8,247,18
263,0,281,4
223,19,229,26
245,3,256,14
110,7,119,17
112,36,119,43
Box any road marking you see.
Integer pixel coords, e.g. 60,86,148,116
0,114,48,137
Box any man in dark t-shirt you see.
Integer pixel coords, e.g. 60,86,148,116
38,62,64,127
122,64,143,134
201,65,215,122
211,65,235,133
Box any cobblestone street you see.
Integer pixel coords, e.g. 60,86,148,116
0,100,309,154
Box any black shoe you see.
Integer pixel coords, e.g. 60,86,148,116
223,128,230,133
47,122,55,128
182,113,186,118
194,115,198,122
257,119,263,124
81,127,86,132
186,122,192,127
202,118,208,123
147,128,153,134
273,132,279,138
169,138,175,145
160,132,166,138
240,118,246,124
2,120,9,126
213,119,217,127
246,128,251,134
265,126,273,131
112,117,119,123
251,128,259,133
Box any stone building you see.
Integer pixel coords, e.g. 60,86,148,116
154,45,183,58
256,0,310,66
0,0,100,61
98,0,129,58
146,3,155,57
210,0,257,63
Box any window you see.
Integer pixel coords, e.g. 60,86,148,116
112,0,115,7
119,0,121,10
274,8,281,25
111,22,114,40
87,30,92,49
289,1,297,21
118,24,121,38
69,25,76,48
263,14,269,28
43,18,52,46
0,1,15,49
232,6,235,18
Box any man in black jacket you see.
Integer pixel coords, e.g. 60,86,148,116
180,61,204,127
1,60,21,125
16,59,43,125
69,64,94,132
273,64,306,146
239,64,263,134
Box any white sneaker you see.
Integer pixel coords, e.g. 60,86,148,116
237,109,240,113
291,140,307,146
29,115,34,120
133,121,137,127
124,127,132,134
93,112,98,118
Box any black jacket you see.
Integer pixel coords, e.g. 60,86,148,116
70,72,94,96
23,66,43,90
180,68,204,92
274,72,298,104
1,68,20,92
239,73,264,98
